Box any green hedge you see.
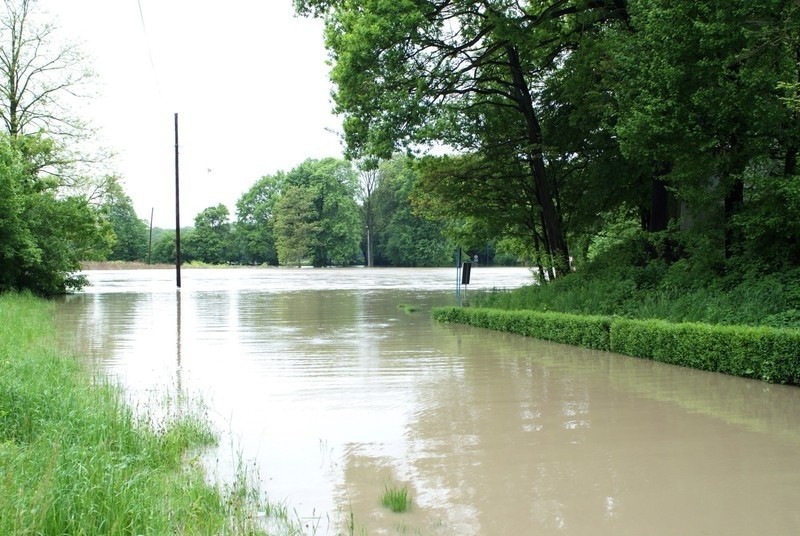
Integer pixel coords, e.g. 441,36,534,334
432,307,800,384
432,307,612,350
610,318,800,384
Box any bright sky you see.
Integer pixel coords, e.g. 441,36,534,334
40,0,343,228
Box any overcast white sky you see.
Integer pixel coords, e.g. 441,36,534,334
40,0,343,228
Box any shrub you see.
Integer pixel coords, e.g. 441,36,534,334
610,319,800,384
433,307,612,350
435,306,800,385
381,485,410,513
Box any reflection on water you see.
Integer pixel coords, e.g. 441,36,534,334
55,267,800,535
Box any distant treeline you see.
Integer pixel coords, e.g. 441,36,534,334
104,156,521,269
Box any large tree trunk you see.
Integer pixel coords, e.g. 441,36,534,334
506,45,570,272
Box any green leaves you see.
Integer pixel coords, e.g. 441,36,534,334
284,158,362,266
434,305,800,384
100,178,148,262
0,135,110,294
299,0,800,279
274,185,322,267
185,204,233,265
233,173,283,266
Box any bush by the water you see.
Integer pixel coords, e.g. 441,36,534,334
610,318,800,384
0,292,273,535
449,234,800,383
433,307,611,350
433,307,800,385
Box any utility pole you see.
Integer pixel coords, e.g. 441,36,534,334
174,113,182,288
148,207,154,265
366,225,372,267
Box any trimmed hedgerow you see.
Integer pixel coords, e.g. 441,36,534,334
610,319,800,384
433,307,800,385
432,307,612,350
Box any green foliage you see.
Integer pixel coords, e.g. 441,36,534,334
183,204,234,265
284,158,362,266
149,229,177,265
372,155,452,266
731,170,800,267
610,319,800,384
397,303,418,314
434,304,800,384
230,155,456,269
433,307,612,351
296,0,800,286
297,0,580,272
380,485,410,513
100,177,148,262
274,185,321,267
412,155,535,258
476,238,800,330
0,293,275,535
0,135,112,294
381,207,453,267
233,173,282,265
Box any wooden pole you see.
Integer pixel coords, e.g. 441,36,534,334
174,113,182,288
147,207,154,265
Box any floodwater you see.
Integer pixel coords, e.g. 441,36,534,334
55,267,800,535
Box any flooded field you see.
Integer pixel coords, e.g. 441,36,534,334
55,267,800,535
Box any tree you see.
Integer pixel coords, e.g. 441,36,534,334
299,0,800,281
0,0,92,139
184,204,233,265
295,0,630,274
356,159,379,266
0,135,111,294
284,158,362,266
372,155,452,267
101,177,148,262
150,229,177,265
0,0,91,138
0,0,104,189
0,0,114,293
274,185,321,267
609,0,800,266
233,173,282,265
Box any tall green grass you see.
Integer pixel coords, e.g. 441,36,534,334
380,484,410,513
0,292,293,535
474,266,800,329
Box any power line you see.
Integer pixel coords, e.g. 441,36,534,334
135,0,163,101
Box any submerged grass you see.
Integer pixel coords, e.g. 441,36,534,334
0,292,294,535
380,484,410,513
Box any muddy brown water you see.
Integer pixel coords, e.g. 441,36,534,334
55,267,800,535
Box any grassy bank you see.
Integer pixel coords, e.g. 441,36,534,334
473,268,800,329
80,261,270,270
80,260,175,270
0,293,287,535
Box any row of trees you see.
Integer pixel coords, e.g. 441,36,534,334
115,156,460,268
22,0,800,291
294,0,800,282
0,0,469,294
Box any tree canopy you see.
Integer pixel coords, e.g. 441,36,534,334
283,158,363,266
101,177,148,262
296,0,800,281
0,135,111,294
